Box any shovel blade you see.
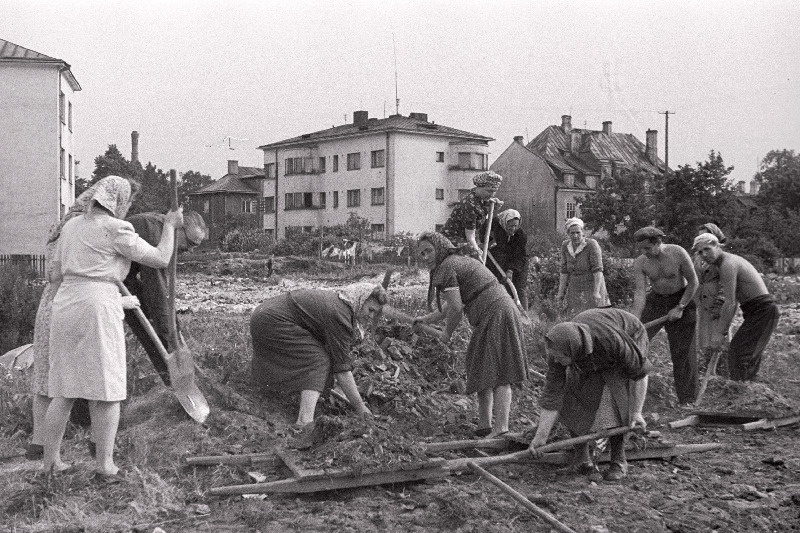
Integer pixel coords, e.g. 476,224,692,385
165,338,210,423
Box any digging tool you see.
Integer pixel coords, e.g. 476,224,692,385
695,347,723,405
468,461,576,533
643,314,672,330
484,248,531,323
480,201,495,266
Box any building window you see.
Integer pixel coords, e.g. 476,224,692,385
371,223,385,237
565,201,577,219
333,191,339,208
333,155,339,172
242,200,255,213
457,152,488,170
260,196,275,213
435,188,444,200
436,151,445,162
458,189,471,201
68,154,73,184
59,92,65,124
285,192,316,210
319,192,326,208
265,163,276,178
303,192,313,208
264,228,275,240
68,102,73,132
60,148,65,179
371,187,385,206
347,152,361,171
347,189,360,207
285,157,313,175
371,150,385,168
203,199,210,213
318,157,326,173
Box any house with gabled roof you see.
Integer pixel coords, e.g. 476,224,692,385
491,115,669,236
188,160,265,243
0,38,81,260
257,110,493,239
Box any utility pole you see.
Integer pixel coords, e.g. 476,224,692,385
659,111,675,168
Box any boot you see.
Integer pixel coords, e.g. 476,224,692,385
604,434,628,481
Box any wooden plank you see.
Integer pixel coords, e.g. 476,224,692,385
275,450,312,478
185,453,280,467
422,437,517,453
296,458,447,482
511,443,724,466
742,414,800,431
209,463,449,495
668,415,700,429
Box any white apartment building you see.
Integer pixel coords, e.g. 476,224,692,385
258,111,493,239
0,38,81,257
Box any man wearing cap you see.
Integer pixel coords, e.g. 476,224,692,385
693,233,780,381
441,171,504,261
631,226,699,405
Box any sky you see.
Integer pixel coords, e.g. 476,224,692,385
3,0,798,186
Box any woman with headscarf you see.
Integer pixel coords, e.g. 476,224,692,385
693,223,728,354
26,177,142,461
414,232,527,438
441,171,504,261
556,218,610,315
250,282,387,427
528,308,651,482
488,209,529,309
41,176,184,480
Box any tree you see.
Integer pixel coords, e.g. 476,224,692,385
129,162,170,214
653,151,742,247
178,170,213,205
577,166,657,252
754,149,800,215
92,144,136,181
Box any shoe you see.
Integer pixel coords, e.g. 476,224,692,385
474,427,492,438
25,444,44,461
88,441,96,459
604,461,628,481
92,471,124,485
573,461,603,482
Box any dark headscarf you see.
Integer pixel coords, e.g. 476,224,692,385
699,223,726,244
545,322,594,365
418,231,459,311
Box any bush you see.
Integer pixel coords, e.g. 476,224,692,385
221,228,274,253
0,265,44,353
727,236,780,272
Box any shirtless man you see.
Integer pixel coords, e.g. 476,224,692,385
631,227,699,404
693,233,780,381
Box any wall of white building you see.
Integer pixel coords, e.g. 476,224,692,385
0,63,75,256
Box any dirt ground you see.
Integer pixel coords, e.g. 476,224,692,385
1,263,799,533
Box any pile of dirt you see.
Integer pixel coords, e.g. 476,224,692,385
300,415,428,472
698,376,799,415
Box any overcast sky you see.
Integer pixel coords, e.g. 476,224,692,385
3,0,798,185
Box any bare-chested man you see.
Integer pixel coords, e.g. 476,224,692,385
631,227,699,404
693,233,780,381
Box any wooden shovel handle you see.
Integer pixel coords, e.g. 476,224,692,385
168,169,179,350
481,201,495,266
117,282,170,360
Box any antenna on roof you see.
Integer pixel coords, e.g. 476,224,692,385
393,33,400,115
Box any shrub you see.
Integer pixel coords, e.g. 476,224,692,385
0,265,44,353
221,228,274,253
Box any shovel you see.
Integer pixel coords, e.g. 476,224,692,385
484,248,531,324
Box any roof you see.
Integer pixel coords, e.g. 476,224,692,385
527,124,667,184
0,38,81,91
258,113,493,150
190,167,264,196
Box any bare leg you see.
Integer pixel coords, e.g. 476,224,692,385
31,394,51,446
42,396,75,472
489,384,512,436
88,400,120,475
477,388,493,431
297,390,320,426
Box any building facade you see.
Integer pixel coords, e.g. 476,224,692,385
258,111,493,239
0,38,81,257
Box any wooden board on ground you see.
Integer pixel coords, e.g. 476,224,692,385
668,410,775,429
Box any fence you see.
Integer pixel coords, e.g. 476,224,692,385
0,254,47,277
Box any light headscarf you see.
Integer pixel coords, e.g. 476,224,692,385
417,231,459,311
91,175,133,218
473,171,503,188
497,209,521,234
699,223,726,244
564,217,585,232
337,282,381,315
564,218,587,257
692,233,719,253
545,322,594,365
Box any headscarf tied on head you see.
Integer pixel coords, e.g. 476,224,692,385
545,321,594,365
473,170,503,188
337,282,381,316
91,175,133,219
417,231,459,311
46,175,133,244
564,217,585,232
497,209,520,235
699,223,726,244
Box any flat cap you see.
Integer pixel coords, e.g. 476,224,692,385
633,226,665,241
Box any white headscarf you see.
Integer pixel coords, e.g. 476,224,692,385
497,209,521,234
564,217,585,232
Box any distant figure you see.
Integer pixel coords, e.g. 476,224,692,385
556,218,610,315
631,227,698,405
529,308,650,482
266,254,274,278
441,171,503,261
693,233,780,381
488,209,529,309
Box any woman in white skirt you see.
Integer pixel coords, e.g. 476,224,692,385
42,176,184,479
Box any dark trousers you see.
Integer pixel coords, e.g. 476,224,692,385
641,289,698,404
729,295,779,381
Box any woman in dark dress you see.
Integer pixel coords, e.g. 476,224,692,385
488,208,529,309
250,282,387,426
441,171,503,261
413,232,527,438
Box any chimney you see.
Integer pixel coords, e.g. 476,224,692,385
228,160,239,176
561,115,572,134
645,129,658,164
353,110,369,127
750,180,760,195
602,121,612,134
409,112,428,122
514,135,524,145
131,131,139,163
569,131,581,154
737,180,746,193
